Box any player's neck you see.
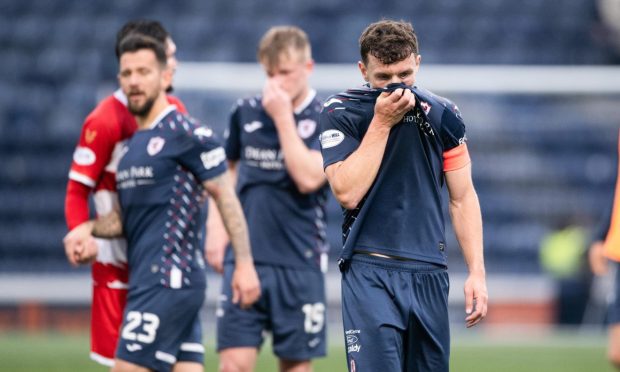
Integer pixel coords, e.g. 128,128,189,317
292,86,311,112
136,94,170,130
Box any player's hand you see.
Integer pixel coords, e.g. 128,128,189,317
231,260,261,309
464,271,488,328
205,234,229,274
373,88,416,129
63,221,97,267
76,236,98,265
262,78,294,125
589,240,608,276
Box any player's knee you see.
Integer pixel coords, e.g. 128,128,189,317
279,359,312,372
218,355,252,372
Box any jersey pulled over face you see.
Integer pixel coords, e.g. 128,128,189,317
360,53,420,89
117,106,226,290
225,91,329,271
320,84,470,267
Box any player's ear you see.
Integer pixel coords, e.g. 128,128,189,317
305,58,314,73
358,61,368,82
415,54,422,72
161,66,173,90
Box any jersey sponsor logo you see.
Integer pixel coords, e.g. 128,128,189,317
345,329,362,353
85,129,97,144
73,146,96,166
117,166,155,189
200,147,226,170
147,137,165,156
405,109,435,137
243,121,263,133
244,146,284,170
347,344,361,353
193,126,213,138
320,130,345,149
323,98,342,107
297,119,317,139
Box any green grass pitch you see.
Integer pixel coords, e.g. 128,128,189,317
0,332,613,372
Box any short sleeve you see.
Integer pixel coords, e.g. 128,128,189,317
176,125,227,183
440,101,470,171
225,100,242,161
440,101,467,152
69,114,117,187
319,98,362,169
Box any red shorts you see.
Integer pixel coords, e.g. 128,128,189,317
89,262,128,366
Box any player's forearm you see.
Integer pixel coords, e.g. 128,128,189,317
207,173,253,263
326,122,390,209
92,210,123,238
449,189,485,275
65,180,92,230
274,116,325,193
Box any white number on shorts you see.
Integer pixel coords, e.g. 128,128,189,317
121,311,161,344
302,302,325,334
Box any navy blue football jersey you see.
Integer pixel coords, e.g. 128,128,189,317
320,84,469,268
224,91,329,271
117,106,227,290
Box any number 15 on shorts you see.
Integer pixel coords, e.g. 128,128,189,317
302,303,325,334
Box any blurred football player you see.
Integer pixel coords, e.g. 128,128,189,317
63,20,186,367
206,26,329,372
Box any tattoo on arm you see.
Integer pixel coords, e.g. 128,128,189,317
92,210,123,238
206,173,252,262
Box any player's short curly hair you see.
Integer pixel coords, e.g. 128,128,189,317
257,26,312,69
359,20,419,65
117,34,167,67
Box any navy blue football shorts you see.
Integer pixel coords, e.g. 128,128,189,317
342,254,450,372
115,285,205,372
217,263,327,361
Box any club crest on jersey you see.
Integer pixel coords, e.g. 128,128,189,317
85,129,97,144
297,119,317,139
420,101,431,115
147,136,165,156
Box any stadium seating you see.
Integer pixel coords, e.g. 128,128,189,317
0,0,618,272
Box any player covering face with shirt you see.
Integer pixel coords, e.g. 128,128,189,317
320,20,487,371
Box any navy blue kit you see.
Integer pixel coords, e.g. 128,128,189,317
320,84,471,371
217,91,329,359
115,106,227,371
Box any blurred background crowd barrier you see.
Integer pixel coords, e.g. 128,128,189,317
1,0,620,335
